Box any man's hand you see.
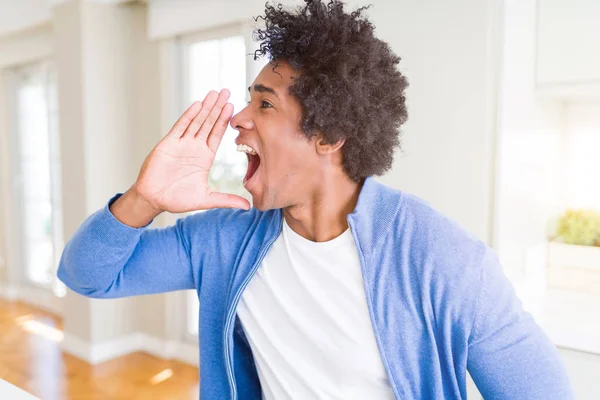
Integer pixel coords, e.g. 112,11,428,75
111,89,250,227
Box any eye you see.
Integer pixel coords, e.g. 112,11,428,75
260,100,273,109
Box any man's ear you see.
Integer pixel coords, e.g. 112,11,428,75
315,135,346,155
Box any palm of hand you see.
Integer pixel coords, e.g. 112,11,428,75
137,138,215,213
133,89,250,213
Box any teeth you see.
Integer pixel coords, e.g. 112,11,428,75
236,144,257,155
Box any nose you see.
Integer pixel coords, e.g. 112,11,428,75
230,105,254,131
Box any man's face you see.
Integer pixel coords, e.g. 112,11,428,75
231,61,320,211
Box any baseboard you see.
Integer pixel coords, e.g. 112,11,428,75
0,285,62,316
0,285,19,300
92,333,148,364
162,338,200,366
139,334,199,365
61,332,199,366
518,284,600,356
2,287,198,366
139,334,170,359
61,332,95,363
17,287,62,316
549,327,600,356
62,332,143,364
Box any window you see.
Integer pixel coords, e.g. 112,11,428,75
179,29,261,336
9,60,64,295
182,34,249,200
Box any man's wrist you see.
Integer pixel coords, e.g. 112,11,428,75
109,187,162,228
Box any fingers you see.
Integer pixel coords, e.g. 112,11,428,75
205,191,251,210
207,103,234,153
196,89,231,140
180,90,219,139
167,101,202,139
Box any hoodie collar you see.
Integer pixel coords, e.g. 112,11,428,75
269,176,401,257
347,176,401,257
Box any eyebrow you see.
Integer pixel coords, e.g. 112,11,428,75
248,84,280,99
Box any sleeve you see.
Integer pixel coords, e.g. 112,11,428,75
466,249,574,399
57,194,198,298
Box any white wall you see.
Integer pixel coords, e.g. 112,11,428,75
562,101,600,209
494,0,564,280
52,0,90,339
0,0,51,38
366,0,502,243
53,0,176,349
130,7,170,341
81,1,136,213
537,0,600,85
148,0,267,39
0,25,53,69
496,2,600,398
53,0,144,346
560,348,600,400
0,71,9,287
497,0,600,279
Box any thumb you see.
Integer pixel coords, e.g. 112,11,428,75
205,191,251,210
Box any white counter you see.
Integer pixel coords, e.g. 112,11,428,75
0,379,39,400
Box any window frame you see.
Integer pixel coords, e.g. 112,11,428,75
6,59,65,298
176,23,251,342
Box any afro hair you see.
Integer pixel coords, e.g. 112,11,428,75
253,0,409,181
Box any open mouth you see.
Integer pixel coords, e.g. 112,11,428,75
237,144,261,185
245,153,260,183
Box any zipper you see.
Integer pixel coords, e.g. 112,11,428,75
347,216,402,400
224,213,284,399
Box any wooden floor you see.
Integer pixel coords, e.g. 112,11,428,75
0,299,199,399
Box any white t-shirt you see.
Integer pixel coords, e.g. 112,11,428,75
237,218,395,400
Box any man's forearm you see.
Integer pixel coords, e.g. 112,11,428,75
109,188,162,228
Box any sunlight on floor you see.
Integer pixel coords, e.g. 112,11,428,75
149,368,174,385
16,314,64,343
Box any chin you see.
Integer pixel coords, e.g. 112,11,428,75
253,204,269,212
251,198,269,212
249,194,275,212
248,192,262,211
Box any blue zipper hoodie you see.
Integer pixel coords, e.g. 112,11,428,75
57,177,573,399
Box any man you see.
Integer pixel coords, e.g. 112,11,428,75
58,1,572,399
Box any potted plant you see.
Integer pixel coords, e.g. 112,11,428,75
547,209,600,293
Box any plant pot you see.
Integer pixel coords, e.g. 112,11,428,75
547,241,600,293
